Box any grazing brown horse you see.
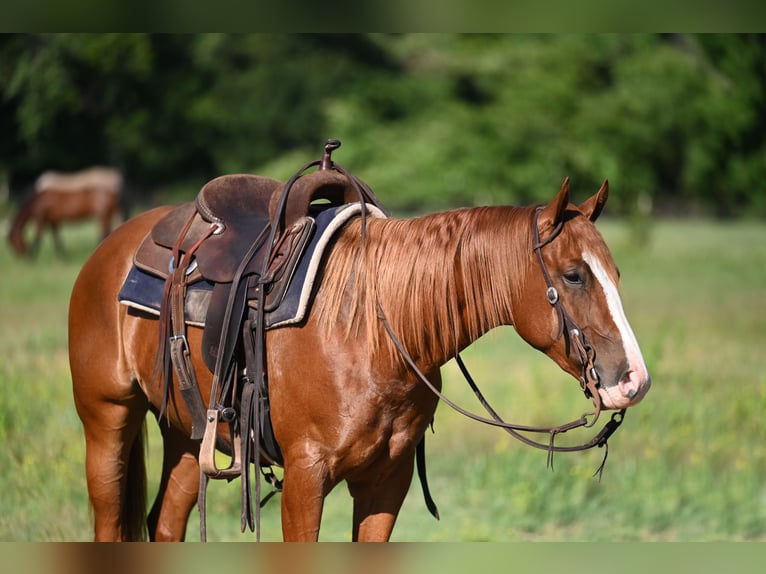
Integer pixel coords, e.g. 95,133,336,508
8,167,122,257
69,177,650,541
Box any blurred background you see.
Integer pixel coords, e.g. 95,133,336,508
0,34,764,542
2,34,765,217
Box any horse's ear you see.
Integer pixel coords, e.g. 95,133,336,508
578,180,609,222
538,177,570,234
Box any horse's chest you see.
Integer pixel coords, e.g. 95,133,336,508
334,380,436,470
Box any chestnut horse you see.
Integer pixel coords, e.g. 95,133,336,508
69,177,650,541
8,167,122,257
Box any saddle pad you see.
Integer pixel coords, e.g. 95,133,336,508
118,267,213,326
118,202,386,329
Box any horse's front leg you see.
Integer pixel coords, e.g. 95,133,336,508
280,447,332,541
348,455,415,542
30,218,45,257
99,212,114,240
49,222,66,257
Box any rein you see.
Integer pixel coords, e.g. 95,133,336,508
377,206,626,478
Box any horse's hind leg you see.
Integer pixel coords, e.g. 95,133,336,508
75,393,150,541
70,204,173,541
147,422,200,541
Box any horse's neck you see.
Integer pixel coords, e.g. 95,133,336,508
374,206,532,368
442,206,532,357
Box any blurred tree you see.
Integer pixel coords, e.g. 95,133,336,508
184,34,398,174
685,34,766,217
1,34,764,217
1,34,157,182
322,34,766,217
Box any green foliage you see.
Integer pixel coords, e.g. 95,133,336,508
2,34,766,216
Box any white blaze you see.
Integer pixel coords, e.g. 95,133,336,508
583,251,650,399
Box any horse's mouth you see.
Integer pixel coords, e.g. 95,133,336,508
598,369,651,409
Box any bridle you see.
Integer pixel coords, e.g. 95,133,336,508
377,205,626,478
532,205,603,421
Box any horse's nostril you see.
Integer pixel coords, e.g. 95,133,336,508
618,369,638,397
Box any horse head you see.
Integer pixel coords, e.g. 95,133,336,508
512,178,651,410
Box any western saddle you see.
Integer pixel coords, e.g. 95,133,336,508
132,140,388,538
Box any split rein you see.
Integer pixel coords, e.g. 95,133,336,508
377,206,626,479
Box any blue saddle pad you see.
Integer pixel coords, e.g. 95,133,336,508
119,267,213,326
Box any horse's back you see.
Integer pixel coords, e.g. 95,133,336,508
36,167,122,193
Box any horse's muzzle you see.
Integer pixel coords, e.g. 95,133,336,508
599,368,651,409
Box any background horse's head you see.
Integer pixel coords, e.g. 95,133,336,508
512,179,651,410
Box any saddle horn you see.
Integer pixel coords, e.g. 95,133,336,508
320,139,341,171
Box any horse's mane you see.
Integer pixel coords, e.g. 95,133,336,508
316,206,534,365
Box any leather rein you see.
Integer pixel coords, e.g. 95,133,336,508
377,206,626,478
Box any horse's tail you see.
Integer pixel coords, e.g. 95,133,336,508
7,193,38,255
123,418,149,541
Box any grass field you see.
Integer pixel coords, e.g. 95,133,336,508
0,212,764,542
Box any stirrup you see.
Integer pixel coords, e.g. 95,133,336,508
199,408,243,479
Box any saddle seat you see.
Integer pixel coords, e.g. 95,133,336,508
134,169,364,285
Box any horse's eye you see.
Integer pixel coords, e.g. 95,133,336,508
563,270,584,286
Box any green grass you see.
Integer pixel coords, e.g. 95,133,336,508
0,216,764,541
